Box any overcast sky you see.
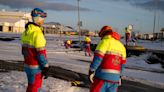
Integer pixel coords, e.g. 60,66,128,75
0,0,164,35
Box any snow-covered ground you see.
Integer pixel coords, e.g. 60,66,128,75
0,32,164,92
0,71,88,92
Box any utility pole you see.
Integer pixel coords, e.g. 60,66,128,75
153,0,158,40
60,25,63,41
77,0,81,43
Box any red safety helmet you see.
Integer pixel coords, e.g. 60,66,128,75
99,26,113,37
99,26,120,40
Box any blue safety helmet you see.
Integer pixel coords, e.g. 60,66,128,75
31,8,47,18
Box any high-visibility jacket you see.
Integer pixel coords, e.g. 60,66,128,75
21,22,48,70
84,36,91,44
90,35,126,82
67,40,71,45
125,28,131,33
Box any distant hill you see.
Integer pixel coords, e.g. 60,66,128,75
45,22,61,25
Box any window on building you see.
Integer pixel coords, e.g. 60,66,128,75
9,26,12,32
0,26,2,31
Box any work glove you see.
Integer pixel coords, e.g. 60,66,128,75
88,70,95,83
41,67,49,79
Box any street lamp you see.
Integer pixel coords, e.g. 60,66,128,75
153,0,159,40
77,0,81,42
60,25,63,41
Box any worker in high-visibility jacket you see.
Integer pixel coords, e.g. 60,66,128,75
65,40,72,49
89,26,126,92
125,27,131,46
21,8,49,92
84,34,91,56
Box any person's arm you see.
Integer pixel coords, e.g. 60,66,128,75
120,49,126,75
89,38,109,83
36,47,49,79
90,39,109,71
119,51,126,86
36,48,49,69
34,31,48,68
88,51,104,83
120,63,126,75
89,51,104,71
34,31,49,79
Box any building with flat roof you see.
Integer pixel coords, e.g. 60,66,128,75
0,10,31,33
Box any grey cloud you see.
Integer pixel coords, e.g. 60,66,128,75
0,0,90,11
131,0,164,11
102,0,164,11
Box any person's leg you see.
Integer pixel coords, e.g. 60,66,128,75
106,83,118,92
25,68,42,92
90,79,117,92
125,33,128,46
126,33,130,46
88,45,91,56
90,78,104,92
85,45,91,56
86,46,89,56
68,44,70,48
84,45,87,56
66,44,69,49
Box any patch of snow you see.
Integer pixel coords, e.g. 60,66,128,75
0,71,89,92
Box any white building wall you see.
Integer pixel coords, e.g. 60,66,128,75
0,11,31,33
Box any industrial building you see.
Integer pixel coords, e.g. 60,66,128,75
0,10,31,33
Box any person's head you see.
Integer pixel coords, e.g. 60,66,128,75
99,26,112,37
31,8,47,26
125,27,127,30
99,25,120,40
85,34,90,37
